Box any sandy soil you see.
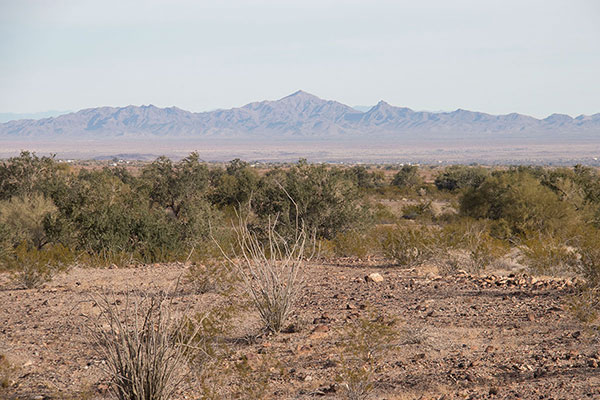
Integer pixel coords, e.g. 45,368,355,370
1,260,599,399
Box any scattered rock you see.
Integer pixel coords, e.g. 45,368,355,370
313,324,330,333
310,325,330,339
365,273,384,283
296,345,312,356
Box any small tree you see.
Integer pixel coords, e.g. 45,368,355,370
391,165,422,190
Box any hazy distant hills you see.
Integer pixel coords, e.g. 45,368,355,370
1,90,599,140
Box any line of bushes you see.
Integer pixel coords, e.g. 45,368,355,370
1,152,600,289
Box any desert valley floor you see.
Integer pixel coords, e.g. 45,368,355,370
1,260,599,400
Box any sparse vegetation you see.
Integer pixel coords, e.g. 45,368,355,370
336,309,400,400
86,291,200,400
4,241,73,288
218,215,310,333
376,224,440,267
3,153,600,398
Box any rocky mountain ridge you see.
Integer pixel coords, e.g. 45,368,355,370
2,90,599,139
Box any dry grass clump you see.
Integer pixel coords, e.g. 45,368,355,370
86,291,202,400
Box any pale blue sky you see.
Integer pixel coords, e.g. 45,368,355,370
1,0,599,118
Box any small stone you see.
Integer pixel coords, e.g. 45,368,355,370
296,345,312,355
365,273,384,283
313,324,329,333
489,387,499,395
310,325,330,339
346,303,356,310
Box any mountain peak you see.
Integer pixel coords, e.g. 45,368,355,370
2,93,598,140
281,90,321,101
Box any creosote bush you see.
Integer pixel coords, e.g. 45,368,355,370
441,219,509,273
332,230,372,259
4,241,73,288
376,224,440,267
519,234,578,276
0,193,57,249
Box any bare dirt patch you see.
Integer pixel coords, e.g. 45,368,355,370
1,261,599,399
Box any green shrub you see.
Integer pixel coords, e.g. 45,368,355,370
519,234,578,275
255,161,369,240
344,166,385,190
391,165,422,191
3,241,73,288
63,168,219,264
434,165,488,192
210,158,260,207
376,224,440,266
0,193,57,249
460,171,575,236
0,151,65,200
332,230,372,259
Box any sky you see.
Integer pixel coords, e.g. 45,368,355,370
1,0,599,118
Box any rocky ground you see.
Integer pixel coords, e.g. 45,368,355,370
1,260,599,399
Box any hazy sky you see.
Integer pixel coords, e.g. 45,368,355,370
1,0,599,118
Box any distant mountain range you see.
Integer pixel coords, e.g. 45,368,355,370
1,90,599,140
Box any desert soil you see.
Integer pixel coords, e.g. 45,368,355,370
1,260,599,400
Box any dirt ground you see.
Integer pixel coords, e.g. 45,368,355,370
1,260,599,400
